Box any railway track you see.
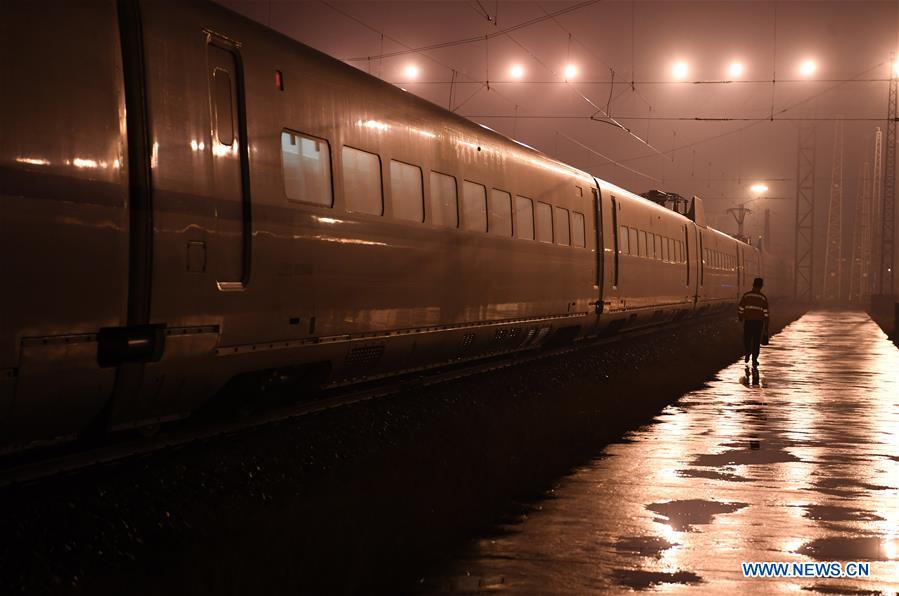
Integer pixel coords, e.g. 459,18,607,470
0,314,729,489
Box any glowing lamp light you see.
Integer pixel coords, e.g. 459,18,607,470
893,60,899,77
510,64,524,79
728,62,744,78
563,64,577,79
404,64,419,80
799,60,816,77
751,183,769,194
672,61,689,79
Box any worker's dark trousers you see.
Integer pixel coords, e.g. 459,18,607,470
743,320,764,363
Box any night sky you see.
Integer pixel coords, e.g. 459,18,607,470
217,0,899,287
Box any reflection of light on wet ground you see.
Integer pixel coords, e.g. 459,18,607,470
422,311,899,594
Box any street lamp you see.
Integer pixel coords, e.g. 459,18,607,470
799,60,817,77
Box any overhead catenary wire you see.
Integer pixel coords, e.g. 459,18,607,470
492,24,668,157
605,61,890,166
321,0,658,181
320,0,521,113
557,131,661,183
342,0,603,62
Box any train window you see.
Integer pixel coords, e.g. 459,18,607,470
572,212,585,247
554,206,570,246
429,171,458,227
536,201,553,243
629,228,638,256
638,230,647,257
390,160,424,222
212,68,234,146
661,237,668,262
654,234,661,260
489,189,513,236
281,131,333,207
462,181,488,232
619,226,629,254
514,196,535,240
342,146,383,215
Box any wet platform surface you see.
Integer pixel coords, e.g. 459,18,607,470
425,311,899,594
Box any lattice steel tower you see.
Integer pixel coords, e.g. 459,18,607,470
848,162,872,303
880,58,898,296
871,128,883,294
823,120,844,302
794,123,816,302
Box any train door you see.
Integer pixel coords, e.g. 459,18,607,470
593,182,620,314
593,187,604,294
207,40,251,289
609,195,619,289
104,11,253,431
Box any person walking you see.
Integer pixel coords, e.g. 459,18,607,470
738,277,769,368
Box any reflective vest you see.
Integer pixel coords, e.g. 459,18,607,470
738,290,769,321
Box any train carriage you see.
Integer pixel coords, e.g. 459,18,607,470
0,0,782,452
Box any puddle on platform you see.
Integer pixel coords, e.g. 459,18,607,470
798,504,885,523
613,535,677,558
646,499,748,532
799,536,899,562
675,468,751,483
422,312,899,594
612,569,702,589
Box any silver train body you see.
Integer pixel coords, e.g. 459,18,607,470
0,0,788,451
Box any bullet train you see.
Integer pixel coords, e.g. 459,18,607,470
0,0,789,452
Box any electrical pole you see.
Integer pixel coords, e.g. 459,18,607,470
871,128,883,295
849,162,872,303
823,119,844,302
794,123,816,302
727,205,752,242
880,54,898,296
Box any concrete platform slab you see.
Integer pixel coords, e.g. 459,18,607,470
425,311,899,594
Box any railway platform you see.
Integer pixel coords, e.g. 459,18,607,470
426,311,899,594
